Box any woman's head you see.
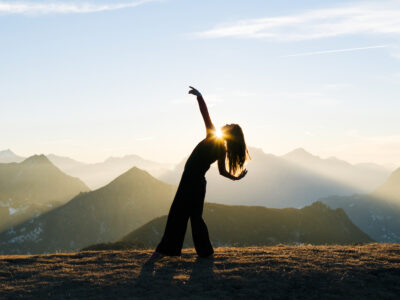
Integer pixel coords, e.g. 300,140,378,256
221,124,250,176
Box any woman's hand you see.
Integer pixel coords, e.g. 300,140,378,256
189,86,202,97
235,169,248,180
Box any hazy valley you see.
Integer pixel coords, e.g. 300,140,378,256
161,147,392,208
1,148,400,256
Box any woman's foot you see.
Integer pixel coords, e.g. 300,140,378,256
149,251,165,261
200,253,214,260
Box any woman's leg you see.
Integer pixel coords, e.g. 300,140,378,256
156,186,190,256
190,179,214,257
190,215,213,257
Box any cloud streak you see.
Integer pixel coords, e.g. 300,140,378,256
283,45,389,57
0,0,157,15
197,2,400,41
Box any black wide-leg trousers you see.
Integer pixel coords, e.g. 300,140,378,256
155,176,214,257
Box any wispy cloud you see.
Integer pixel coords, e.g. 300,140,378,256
0,0,157,15
197,2,400,41
283,45,389,57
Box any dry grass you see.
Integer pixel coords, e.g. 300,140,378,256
1,244,400,299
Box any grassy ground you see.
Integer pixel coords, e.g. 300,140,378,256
1,244,400,299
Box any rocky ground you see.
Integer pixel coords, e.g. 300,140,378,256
1,244,400,299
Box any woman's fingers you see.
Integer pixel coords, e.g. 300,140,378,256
189,86,199,93
188,86,201,96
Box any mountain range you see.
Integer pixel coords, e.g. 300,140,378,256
0,155,89,232
0,147,397,254
0,163,375,255
0,149,173,189
47,154,173,189
321,168,400,242
160,147,391,208
3,148,392,207
87,201,372,250
0,167,176,254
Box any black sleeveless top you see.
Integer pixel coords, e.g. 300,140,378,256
182,132,225,179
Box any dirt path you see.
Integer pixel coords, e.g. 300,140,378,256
1,244,400,299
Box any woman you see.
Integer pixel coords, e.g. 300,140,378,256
150,86,250,260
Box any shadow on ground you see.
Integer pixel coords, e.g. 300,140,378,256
1,244,400,299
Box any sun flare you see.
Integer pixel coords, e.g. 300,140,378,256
215,128,223,138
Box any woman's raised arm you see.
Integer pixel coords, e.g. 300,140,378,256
188,86,215,135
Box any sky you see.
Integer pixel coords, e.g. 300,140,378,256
1,0,400,166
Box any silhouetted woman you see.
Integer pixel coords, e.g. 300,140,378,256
150,87,250,260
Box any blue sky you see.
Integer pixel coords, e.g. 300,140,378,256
1,0,400,165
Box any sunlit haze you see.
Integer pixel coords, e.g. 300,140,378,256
215,128,223,139
1,0,400,166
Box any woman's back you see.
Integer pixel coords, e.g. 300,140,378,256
183,135,225,178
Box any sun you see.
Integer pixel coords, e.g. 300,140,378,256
215,128,223,138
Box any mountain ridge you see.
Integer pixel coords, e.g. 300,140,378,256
321,167,400,242
84,201,372,251
0,149,25,163
0,166,176,254
0,155,90,232
160,146,391,208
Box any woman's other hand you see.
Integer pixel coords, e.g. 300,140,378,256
235,169,248,180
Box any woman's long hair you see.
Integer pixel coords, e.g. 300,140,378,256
222,124,250,176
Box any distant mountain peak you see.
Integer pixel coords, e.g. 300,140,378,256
287,147,310,155
373,167,400,202
0,149,25,163
0,149,17,157
106,166,158,188
283,148,317,160
377,167,400,187
22,154,52,165
123,166,148,176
